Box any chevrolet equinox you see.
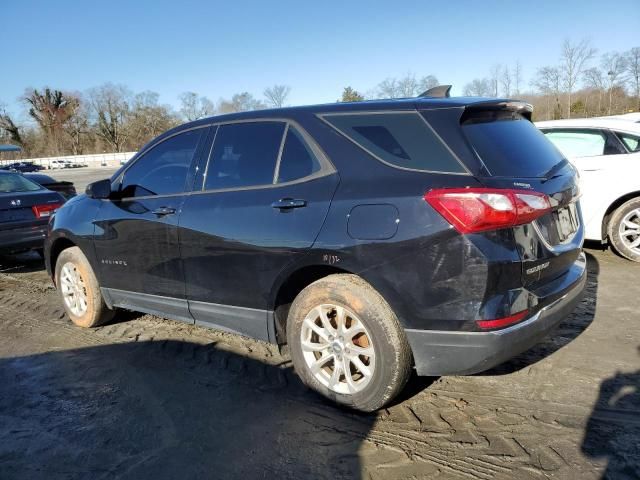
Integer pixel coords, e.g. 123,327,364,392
45,88,587,411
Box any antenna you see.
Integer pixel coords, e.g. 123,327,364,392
418,85,452,98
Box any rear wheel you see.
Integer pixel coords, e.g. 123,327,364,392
55,247,114,327
608,198,640,262
287,274,412,412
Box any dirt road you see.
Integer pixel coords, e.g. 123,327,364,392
0,248,638,479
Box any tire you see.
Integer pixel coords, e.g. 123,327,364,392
607,198,640,262
55,246,114,327
287,274,412,412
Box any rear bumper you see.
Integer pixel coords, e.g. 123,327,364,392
406,252,587,376
0,223,47,253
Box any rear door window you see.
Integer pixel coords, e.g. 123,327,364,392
204,122,286,190
276,126,322,183
322,112,467,173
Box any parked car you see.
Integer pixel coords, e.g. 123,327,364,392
1,161,45,173
0,170,64,255
23,173,77,199
45,91,586,411
49,160,71,169
537,118,640,262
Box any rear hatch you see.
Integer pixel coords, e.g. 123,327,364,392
458,104,583,286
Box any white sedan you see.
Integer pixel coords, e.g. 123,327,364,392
537,118,640,262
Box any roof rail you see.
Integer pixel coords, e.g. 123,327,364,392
418,85,452,98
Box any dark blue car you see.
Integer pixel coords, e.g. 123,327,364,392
45,90,586,411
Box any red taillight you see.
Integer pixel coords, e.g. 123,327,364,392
424,188,551,234
32,203,62,219
476,310,529,330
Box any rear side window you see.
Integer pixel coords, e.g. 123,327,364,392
276,127,322,183
462,113,565,177
121,129,203,197
323,112,466,173
205,122,286,190
543,130,606,158
616,131,640,152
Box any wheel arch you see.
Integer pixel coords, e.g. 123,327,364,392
48,237,78,285
271,264,353,346
602,190,640,241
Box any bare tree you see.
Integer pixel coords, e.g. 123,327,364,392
501,66,512,97
601,52,627,115
218,92,265,113
625,47,640,110
263,85,291,108
513,61,523,96
463,78,492,97
560,38,596,117
418,75,439,93
533,66,562,119
584,67,606,115
396,74,418,97
129,91,179,147
489,64,501,97
63,96,90,155
88,83,131,153
23,88,79,155
0,108,24,147
178,92,215,121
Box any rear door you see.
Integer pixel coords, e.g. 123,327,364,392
179,120,338,340
93,127,207,321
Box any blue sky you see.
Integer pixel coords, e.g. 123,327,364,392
1,0,638,119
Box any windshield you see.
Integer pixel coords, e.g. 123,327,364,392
0,173,43,193
462,112,566,178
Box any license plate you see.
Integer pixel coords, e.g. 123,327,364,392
0,208,33,223
555,204,578,242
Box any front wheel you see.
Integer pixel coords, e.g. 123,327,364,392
287,274,412,412
608,198,640,262
55,246,114,327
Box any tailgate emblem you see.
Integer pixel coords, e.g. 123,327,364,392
526,262,549,275
10,199,21,207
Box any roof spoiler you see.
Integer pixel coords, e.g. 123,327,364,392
462,100,533,121
418,85,452,98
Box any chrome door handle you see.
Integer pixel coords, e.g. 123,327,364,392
152,206,176,216
271,198,307,209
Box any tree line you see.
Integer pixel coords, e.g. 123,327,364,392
1,39,638,158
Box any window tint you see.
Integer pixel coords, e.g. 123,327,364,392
323,112,466,173
121,129,202,197
616,131,640,152
461,115,565,177
205,122,286,190
276,127,322,183
542,130,606,158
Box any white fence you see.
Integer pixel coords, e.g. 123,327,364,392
1,151,137,169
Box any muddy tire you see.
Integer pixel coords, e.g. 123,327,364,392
607,198,640,262
55,247,114,327
287,274,412,412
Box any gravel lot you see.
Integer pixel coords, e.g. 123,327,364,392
0,173,638,479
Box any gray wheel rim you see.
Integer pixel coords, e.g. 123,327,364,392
60,262,88,317
618,208,640,254
300,304,376,395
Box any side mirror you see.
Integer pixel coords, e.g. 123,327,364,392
86,179,112,199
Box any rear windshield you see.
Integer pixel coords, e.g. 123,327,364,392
0,173,42,193
322,112,467,173
462,112,565,177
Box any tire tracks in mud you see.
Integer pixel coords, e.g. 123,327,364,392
0,283,617,480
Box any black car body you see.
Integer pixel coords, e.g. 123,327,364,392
45,94,586,409
23,173,77,199
0,171,64,254
1,161,45,173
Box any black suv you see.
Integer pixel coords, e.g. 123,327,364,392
45,91,586,411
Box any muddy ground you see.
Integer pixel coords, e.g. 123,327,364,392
0,247,638,480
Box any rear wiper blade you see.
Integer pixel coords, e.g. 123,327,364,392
541,159,568,182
